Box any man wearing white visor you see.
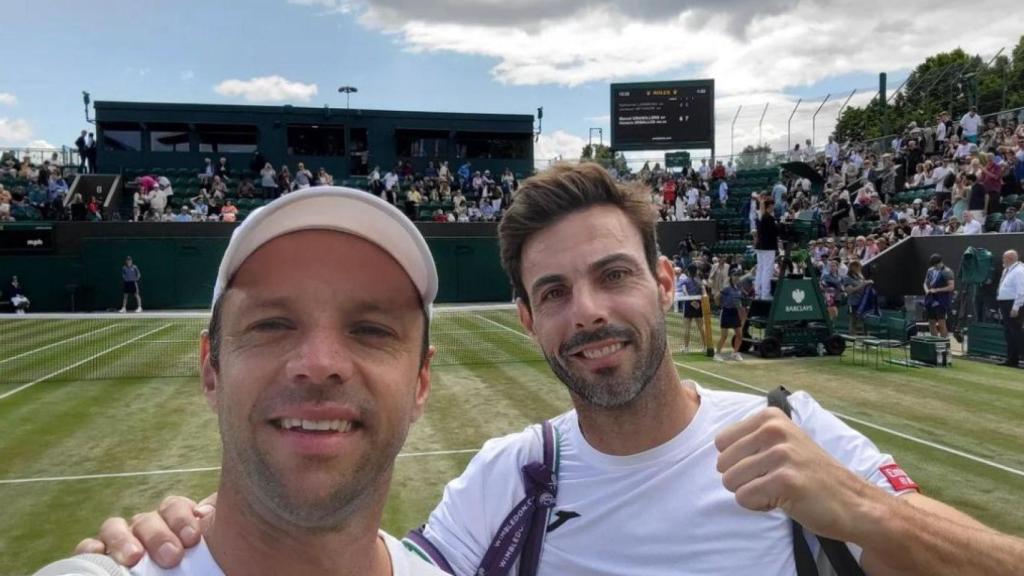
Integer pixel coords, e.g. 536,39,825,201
35,187,447,576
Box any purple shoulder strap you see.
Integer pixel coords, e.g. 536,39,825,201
404,421,557,576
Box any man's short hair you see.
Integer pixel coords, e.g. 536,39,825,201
498,163,659,307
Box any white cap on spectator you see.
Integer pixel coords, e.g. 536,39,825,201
212,186,438,314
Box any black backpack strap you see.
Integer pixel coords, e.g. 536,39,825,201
767,386,865,576
471,420,557,576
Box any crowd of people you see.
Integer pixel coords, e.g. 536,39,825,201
0,150,93,222
368,161,520,222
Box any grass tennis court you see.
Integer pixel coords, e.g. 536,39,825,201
2,308,1023,575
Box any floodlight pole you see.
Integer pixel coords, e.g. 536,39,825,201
758,102,769,146
836,89,856,120
337,85,358,110
787,99,802,153
811,94,831,149
730,105,742,160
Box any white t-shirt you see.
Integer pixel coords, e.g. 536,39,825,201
125,531,444,575
960,113,981,137
416,384,915,576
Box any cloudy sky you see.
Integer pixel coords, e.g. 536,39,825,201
0,0,1017,167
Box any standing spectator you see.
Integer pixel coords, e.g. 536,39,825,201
997,250,1024,367
438,161,451,198
923,254,955,338
317,167,333,186
698,158,710,182
842,260,873,335
294,162,312,190
119,256,142,313
248,149,267,177
216,157,230,181
199,158,215,184
85,132,97,173
960,106,982,144
935,112,950,154
259,162,277,193
825,136,840,164
754,196,778,300
382,169,399,205
1000,207,1024,233
75,130,88,173
4,275,30,314
966,173,987,223
277,165,292,195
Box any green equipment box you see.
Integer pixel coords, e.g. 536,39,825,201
910,336,951,366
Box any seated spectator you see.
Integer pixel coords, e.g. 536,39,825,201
190,191,210,220
962,211,983,234
208,186,224,217
86,195,102,221
68,190,85,220
1000,206,1024,233
945,217,961,235
0,185,11,221
173,206,193,222
481,201,497,222
431,209,447,223
210,175,228,198
3,275,30,314
259,163,277,191
291,162,311,189
132,188,150,222
467,200,482,222
220,200,238,223
238,178,256,199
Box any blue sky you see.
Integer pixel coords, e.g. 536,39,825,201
1,0,1016,165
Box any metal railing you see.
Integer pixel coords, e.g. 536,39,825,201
0,146,82,172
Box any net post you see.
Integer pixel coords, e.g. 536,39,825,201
701,294,714,357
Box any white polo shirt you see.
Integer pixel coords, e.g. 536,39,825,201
998,262,1024,312
417,384,916,576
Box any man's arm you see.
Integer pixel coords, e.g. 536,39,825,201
716,408,1024,576
858,491,1024,575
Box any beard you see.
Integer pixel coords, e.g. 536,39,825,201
218,383,403,532
544,310,668,409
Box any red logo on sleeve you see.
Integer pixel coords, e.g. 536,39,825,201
880,463,919,492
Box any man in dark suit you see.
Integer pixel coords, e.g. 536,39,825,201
74,130,87,173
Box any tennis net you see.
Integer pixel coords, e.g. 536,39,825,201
0,298,712,387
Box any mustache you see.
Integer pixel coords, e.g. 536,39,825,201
256,383,373,418
559,325,635,357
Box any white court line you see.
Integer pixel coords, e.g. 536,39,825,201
0,449,480,485
0,324,172,402
0,325,119,365
673,361,1024,479
478,311,1024,479
473,314,531,339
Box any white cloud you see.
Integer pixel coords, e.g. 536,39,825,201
0,118,33,143
535,130,587,166
287,0,356,13
301,0,1015,96
214,75,319,103
180,70,195,81
584,115,611,124
0,92,16,106
26,139,56,150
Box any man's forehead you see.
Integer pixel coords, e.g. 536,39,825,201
521,206,644,279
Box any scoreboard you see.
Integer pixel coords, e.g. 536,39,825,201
610,79,714,151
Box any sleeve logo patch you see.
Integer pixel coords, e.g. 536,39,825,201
880,463,919,492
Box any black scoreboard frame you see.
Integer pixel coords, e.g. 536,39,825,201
609,79,715,152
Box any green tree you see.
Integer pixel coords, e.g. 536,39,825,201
580,144,629,174
735,144,773,170
833,38,1024,142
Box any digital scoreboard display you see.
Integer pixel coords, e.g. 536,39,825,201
610,80,714,151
